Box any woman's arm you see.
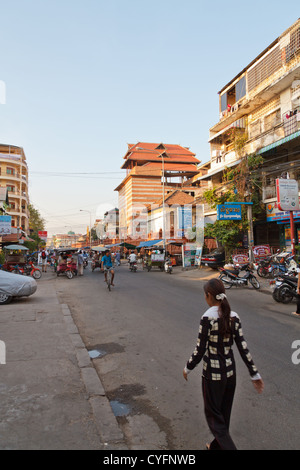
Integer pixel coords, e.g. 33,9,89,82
183,318,211,380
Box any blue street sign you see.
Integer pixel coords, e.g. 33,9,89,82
217,204,242,220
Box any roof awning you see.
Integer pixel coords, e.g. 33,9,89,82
137,239,163,248
208,117,247,143
196,159,242,180
257,130,300,154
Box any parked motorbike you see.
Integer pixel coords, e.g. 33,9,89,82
219,263,260,289
164,258,173,274
257,251,297,278
271,274,298,303
24,261,42,279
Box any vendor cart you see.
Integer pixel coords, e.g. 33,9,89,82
2,244,28,271
145,251,165,271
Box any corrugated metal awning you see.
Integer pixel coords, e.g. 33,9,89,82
257,130,300,154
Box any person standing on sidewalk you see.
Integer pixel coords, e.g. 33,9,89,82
77,250,84,276
183,278,264,450
292,267,300,317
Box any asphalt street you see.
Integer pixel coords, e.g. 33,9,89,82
1,262,300,450
57,262,300,450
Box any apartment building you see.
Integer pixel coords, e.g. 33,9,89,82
198,19,300,248
115,142,200,240
0,143,29,234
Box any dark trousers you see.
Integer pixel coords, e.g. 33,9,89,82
202,375,237,450
296,295,300,314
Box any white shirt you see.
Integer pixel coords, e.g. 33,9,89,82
129,253,137,262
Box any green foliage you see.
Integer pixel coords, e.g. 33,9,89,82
28,204,45,236
202,152,264,250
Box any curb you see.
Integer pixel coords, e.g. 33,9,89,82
60,303,128,449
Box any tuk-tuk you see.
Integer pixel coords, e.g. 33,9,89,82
55,248,78,276
2,244,29,271
91,246,106,271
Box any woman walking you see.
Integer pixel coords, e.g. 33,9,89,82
183,278,264,450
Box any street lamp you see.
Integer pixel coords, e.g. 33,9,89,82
80,209,92,248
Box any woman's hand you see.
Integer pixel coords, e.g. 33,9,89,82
252,378,264,393
183,368,188,381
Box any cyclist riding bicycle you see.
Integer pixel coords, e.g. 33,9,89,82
101,250,115,286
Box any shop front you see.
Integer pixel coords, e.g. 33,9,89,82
265,202,300,249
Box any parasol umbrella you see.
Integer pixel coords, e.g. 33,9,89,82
3,244,29,251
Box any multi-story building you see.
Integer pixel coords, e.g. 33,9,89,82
0,143,29,233
115,142,200,240
198,19,300,249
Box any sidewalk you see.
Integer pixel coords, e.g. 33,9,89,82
0,272,127,450
172,265,272,295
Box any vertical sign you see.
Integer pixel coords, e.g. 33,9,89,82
0,215,11,235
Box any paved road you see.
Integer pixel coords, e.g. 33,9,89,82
56,262,300,450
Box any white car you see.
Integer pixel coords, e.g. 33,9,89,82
0,270,37,305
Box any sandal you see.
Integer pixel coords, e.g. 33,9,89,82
292,312,300,317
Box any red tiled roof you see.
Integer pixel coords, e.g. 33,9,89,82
122,142,200,169
143,162,199,172
149,190,195,208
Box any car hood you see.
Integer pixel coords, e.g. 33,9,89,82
0,270,37,296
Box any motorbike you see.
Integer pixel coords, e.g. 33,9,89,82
56,260,77,279
91,259,101,271
129,261,137,272
83,258,88,269
164,258,173,274
219,263,260,289
24,261,42,279
271,274,298,303
256,252,297,278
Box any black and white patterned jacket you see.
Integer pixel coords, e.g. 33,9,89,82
185,306,260,381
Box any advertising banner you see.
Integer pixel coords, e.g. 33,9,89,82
0,215,11,235
182,243,197,268
38,230,48,241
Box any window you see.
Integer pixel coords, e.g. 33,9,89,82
6,185,15,192
6,167,15,175
221,93,227,112
236,76,246,101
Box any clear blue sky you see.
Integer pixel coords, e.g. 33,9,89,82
0,0,298,235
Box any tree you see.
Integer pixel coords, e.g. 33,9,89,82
203,149,264,261
28,204,45,235
24,204,46,250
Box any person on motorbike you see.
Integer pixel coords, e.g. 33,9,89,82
128,251,137,269
101,250,115,286
128,251,136,266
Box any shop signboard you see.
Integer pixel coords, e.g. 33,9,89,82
266,202,300,222
276,178,299,211
217,204,242,220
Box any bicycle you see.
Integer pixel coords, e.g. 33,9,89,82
103,267,114,291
